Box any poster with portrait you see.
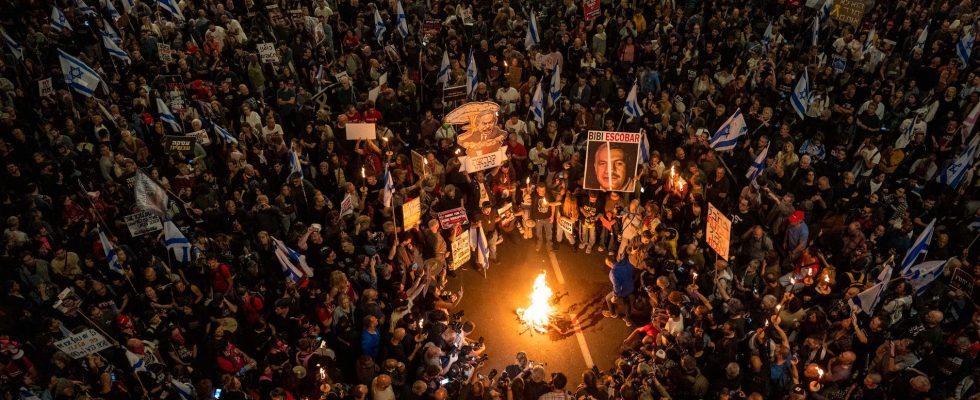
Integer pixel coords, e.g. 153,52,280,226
583,130,641,192
445,102,509,173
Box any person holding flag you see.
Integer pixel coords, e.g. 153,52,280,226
790,68,811,119
623,82,642,123
163,220,192,264
746,143,770,183
957,29,974,68
437,50,451,87
525,11,539,49
395,0,408,38
466,48,478,99
710,109,748,151
531,82,545,127
373,6,386,42
156,98,182,133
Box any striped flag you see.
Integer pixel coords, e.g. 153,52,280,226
157,0,183,20
863,27,876,54
937,134,979,188
59,49,103,97
102,0,121,21
790,68,811,119
639,130,651,162
382,167,394,208
957,30,974,68
76,0,97,16
762,22,773,50
163,220,191,263
214,124,238,144
120,0,134,14
156,98,182,132
531,82,544,127
900,218,935,273
914,22,929,51
470,225,490,270
812,16,819,47
102,34,130,63
97,229,124,274
876,262,893,283
134,170,170,217
709,109,747,151
125,349,147,373
395,0,408,37
903,259,947,295
623,82,643,120
170,379,195,400
288,148,303,178
963,101,980,139
466,48,478,99
374,7,386,41
1,30,23,61
101,25,121,44
437,50,450,86
849,281,885,315
525,11,539,49
19,387,41,400
817,0,831,25
51,6,72,32
745,144,770,182
894,115,917,150
272,236,314,283
548,63,562,107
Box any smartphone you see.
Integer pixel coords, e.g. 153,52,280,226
213,388,222,399
439,378,450,385
411,263,418,271
111,372,116,382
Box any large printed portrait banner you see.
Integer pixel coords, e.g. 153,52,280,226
583,130,641,192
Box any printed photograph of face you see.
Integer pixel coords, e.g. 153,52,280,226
584,141,638,192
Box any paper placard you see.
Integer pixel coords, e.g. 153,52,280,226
193,129,210,145
950,268,974,296
498,203,515,224
438,207,470,230
583,0,600,20
402,197,421,230
706,203,732,260
257,43,279,63
54,329,113,359
158,43,173,63
38,78,54,98
559,217,574,235
451,230,471,270
124,211,163,237
830,0,866,27
443,85,467,101
346,123,377,140
411,150,429,177
340,193,354,217
459,147,508,173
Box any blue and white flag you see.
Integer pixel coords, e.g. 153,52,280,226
18,387,41,400
937,133,979,188
894,115,916,150
157,0,183,20
59,49,102,97
395,0,408,37
862,27,876,54
525,11,539,49
1,30,23,61
762,22,773,50
549,63,562,107
623,82,643,120
437,50,450,86
812,16,819,47
101,25,121,44
957,30,974,68
374,7,386,41
98,229,124,274
466,48,478,99
470,225,490,270
709,109,747,151
900,218,935,273
817,0,831,25
745,144,770,182
639,130,651,162
170,379,195,400
135,170,170,217
125,349,147,373
51,6,72,32
288,148,303,178
102,0,121,21
790,68,811,119
903,259,947,295
531,82,544,127
214,124,238,144
102,34,130,63
272,236,314,283
76,0,97,16
849,281,885,315
876,262,893,284
914,22,929,51
156,98,181,132
382,167,394,208
120,0,135,14
163,220,191,263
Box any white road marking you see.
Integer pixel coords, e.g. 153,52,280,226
548,251,595,367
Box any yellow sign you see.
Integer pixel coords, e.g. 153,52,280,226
830,0,866,27
706,203,732,261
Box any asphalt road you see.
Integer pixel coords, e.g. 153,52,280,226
450,233,634,386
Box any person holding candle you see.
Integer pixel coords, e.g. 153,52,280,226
529,182,556,252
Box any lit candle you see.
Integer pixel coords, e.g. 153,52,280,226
824,274,831,283
423,158,428,165
361,167,366,178
455,148,461,155
776,304,782,312
790,277,796,285
765,319,770,327
816,367,824,380
504,61,508,68
692,271,698,281
526,177,531,186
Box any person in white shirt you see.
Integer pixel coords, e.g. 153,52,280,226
503,113,529,145
495,84,520,114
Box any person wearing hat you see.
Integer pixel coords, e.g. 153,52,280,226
783,210,808,266
474,200,500,265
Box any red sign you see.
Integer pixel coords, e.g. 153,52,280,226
583,0,600,20
437,207,469,230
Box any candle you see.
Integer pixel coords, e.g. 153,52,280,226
824,274,831,283
526,177,531,186
455,148,461,155
816,367,824,380
765,319,770,327
423,158,428,165
361,167,366,178
790,277,796,285
692,271,698,281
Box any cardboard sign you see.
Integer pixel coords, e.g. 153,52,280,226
402,197,421,230
706,203,732,260
950,268,975,296
438,207,469,230
451,230,470,270
830,0,866,27
559,217,574,235
53,288,83,315
411,150,429,177
257,43,279,63
583,0,600,20
54,329,113,359
443,85,468,101
124,211,163,237
423,19,442,40
192,129,210,145
340,193,354,217
459,147,508,173
346,123,377,140
38,78,54,98
158,43,173,63
583,131,642,192
498,203,515,224
163,135,196,153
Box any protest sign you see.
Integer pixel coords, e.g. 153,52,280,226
583,131,641,192
443,85,467,101
346,123,377,140
411,150,429,177
830,0,866,27
340,194,354,217
54,329,113,359
257,43,279,63
498,203,515,224
158,43,173,63
438,207,469,230
163,135,196,153
459,147,508,173
124,211,163,237
38,78,54,98
950,268,974,296
559,217,574,236
451,230,471,270
706,203,732,260
192,129,210,145
583,0,600,20
402,197,421,230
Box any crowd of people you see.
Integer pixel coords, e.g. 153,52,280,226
1,0,980,399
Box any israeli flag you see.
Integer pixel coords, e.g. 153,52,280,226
531,82,544,127
762,22,773,50
525,11,539,49
135,170,170,217
102,0,121,21
171,379,195,400
849,281,885,315
466,48,478,99
396,0,408,37
710,109,747,151
471,225,490,269
76,0,97,16
163,220,191,263
102,34,130,63
156,98,182,132
382,167,394,208
812,16,819,47
437,50,450,86
790,68,811,119
101,25,121,44
2,30,23,61
288,148,303,178
937,134,979,188
817,0,830,25
374,7,386,41
623,82,643,120
964,100,980,138
903,259,947,295
745,144,770,182
125,349,147,373
957,30,974,68
214,124,238,144
894,116,916,150
98,229,124,274
639,130,651,162
18,387,41,400
900,218,935,273
876,262,893,284
863,27,876,54
59,49,102,97
157,0,184,20
272,236,314,283
914,22,929,51
51,6,73,32
549,63,562,107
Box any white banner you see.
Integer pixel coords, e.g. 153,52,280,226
124,211,163,236
54,329,113,359
346,123,377,140
459,147,508,173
